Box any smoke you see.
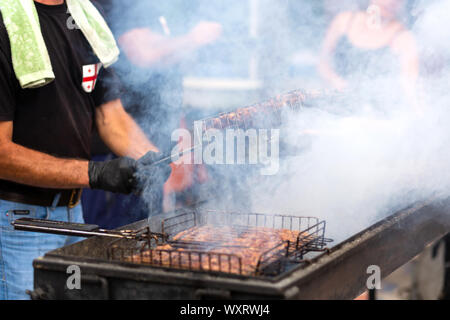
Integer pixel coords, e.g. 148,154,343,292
250,102,450,242
104,0,450,242
249,0,450,242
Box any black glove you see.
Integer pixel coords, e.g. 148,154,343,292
88,157,137,194
135,151,172,193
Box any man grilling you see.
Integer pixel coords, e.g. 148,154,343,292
0,0,171,300
82,0,222,228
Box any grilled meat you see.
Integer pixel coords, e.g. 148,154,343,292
128,225,312,275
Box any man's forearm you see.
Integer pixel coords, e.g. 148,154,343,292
96,99,158,160
0,141,89,189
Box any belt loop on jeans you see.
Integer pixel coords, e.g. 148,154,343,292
51,193,61,210
68,189,82,209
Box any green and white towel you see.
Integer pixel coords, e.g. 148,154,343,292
0,0,120,89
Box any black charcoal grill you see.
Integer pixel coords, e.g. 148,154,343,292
12,199,450,300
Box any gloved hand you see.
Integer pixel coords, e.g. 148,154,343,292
88,157,137,194
88,152,172,195
134,152,172,193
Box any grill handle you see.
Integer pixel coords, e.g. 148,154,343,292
11,218,122,238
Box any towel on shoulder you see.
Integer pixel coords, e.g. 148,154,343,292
0,0,119,89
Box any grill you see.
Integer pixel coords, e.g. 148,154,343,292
16,199,450,300
105,210,330,277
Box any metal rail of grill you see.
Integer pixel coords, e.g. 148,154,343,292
106,210,332,277
108,246,244,275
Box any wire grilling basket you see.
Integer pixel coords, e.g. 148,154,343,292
106,210,332,277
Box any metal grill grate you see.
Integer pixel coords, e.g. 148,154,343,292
106,210,332,277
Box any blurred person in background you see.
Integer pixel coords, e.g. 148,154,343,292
322,0,362,19
83,0,222,229
318,0,419,112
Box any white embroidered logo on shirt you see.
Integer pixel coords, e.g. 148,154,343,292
81,63,102,93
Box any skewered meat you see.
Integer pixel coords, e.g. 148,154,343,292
199,89,319,131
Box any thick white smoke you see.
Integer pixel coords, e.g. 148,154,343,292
249,0,450,242
250,103,450,242
107,0,450,243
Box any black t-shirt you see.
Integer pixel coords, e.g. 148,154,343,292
0,1,120,193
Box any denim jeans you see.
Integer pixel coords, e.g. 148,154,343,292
0,199,84,300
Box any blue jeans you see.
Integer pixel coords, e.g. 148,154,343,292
0,199,84,300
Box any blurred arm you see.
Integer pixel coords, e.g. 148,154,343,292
118,22,223,68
